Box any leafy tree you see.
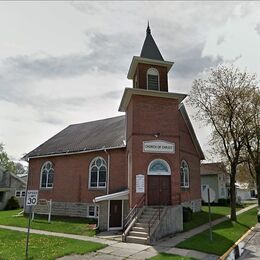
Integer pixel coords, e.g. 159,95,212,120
189,65,258,221
0,143,16,173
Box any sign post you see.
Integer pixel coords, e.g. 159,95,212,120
207,188,213,241
25,190,38,259
202,186,215,242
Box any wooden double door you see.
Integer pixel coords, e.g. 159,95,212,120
148,175,171,205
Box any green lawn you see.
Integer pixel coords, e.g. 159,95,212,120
183,206,242,231
0,209,96,236
177,207,258,256
150,253,197,259
0,228,105,260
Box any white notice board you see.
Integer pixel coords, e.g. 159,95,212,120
136,174,145,193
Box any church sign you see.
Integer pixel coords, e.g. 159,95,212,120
143,140,175,154
136,174,145,193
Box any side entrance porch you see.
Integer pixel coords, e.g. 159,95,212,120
93,190,129,231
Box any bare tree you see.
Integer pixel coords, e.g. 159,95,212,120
189,65,258,221
242,88,260,206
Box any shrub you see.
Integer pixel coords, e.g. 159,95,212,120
5,196,20,210
218,198,230,206
183,207,193,222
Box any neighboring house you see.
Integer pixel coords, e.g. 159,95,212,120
24,25,204,243
200,162,230,203
17,173,28,184
236,182,257,202
0,166,27,210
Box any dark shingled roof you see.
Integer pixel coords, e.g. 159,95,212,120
25,115,126,159
140,24,164,61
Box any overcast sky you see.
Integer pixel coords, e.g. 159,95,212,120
0,1,260,163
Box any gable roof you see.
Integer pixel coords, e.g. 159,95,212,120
140,24,164,61
200,162,227,175
24,115,126,160
24,103,203,161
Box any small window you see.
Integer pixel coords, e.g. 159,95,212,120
87,205,99,218
15,191,21,197
180,160,189,188
89,157,107,188
0,192,4,202
15,190,26,197
40,161,54,189
147,68,159,91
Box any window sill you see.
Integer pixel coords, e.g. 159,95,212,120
40,188,53,191
88,187,106,190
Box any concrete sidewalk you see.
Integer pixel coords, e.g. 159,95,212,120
0,204,257,259
0,224,117,246
238,223,260,259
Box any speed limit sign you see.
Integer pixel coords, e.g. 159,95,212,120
26,190,38,206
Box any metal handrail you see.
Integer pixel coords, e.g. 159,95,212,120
148,207,161,236
148,200,170,236
123,194,145,231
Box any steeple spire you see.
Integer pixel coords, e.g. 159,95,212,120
146,21,151,35
140,23,164,61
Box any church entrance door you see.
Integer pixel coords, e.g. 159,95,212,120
148,175,171,205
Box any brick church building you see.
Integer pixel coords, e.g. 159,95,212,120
25,25,204,243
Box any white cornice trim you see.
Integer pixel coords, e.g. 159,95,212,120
127,56,174,79
25,145,126,161
93,190,129,203
118,88,187,112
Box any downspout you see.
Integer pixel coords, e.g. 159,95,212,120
104,149,110,195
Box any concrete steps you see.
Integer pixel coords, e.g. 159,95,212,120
124,206,162,244
129,231,148,237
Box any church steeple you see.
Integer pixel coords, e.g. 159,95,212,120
127,24,174,92
140,23,164,61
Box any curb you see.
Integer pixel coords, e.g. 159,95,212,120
219,227,255,260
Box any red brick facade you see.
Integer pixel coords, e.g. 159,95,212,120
133,63,168,91
28,149,128,203
126,94,202,208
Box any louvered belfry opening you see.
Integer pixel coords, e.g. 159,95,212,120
148,74,159,90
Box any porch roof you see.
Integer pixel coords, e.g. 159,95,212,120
93,190,129,203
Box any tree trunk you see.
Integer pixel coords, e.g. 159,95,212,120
230,165,237,221
255,165,260,208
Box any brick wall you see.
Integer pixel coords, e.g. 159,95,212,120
126,94,202,208
133,63,168,92
27,148,128,204
179,112,202,204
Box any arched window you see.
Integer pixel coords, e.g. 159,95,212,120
180,160,189,188
40,161,54,188
148,159,171,175
147,68,159,91
89,157,107,188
